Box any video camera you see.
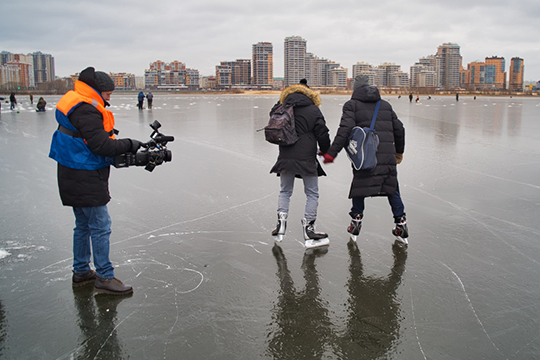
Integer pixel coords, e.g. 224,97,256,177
114,120,174,172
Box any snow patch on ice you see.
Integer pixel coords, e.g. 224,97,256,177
0,249,11,259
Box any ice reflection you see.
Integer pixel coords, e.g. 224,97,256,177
267,245,333,358
69,287,132,360
334,241,407,358
267,242,407,359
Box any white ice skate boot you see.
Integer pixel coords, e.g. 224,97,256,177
271,212,287,242
392,215,409,245
302,218,330,249
347,213,363,242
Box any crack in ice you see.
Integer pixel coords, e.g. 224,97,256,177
441,262,500,353
409,288,427,360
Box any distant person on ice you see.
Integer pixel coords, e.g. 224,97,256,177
321,75,409,245
49,67,144,295
146,91,153,109
36,97,47,111
9,93,16,110
269,79,331,249
137,91,145,109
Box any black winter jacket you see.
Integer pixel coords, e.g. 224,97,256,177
327,85,405,198
57,102,133,207
270,85,331,177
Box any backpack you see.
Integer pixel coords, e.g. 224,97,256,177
345,100,381,170
263,103,298,146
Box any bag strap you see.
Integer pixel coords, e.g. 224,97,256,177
369,100,381,130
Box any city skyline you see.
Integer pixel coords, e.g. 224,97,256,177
0,45,527,91
2,0,538,81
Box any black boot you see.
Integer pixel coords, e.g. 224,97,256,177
392,215,409,245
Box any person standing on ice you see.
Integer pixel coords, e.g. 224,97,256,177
49,67,143,295
9,93,16,110
137,91,145,110
146,91,153,109
321,75,408,245
269,79,331,248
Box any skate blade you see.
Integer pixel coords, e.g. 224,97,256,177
349,234,358,242
304,237,330,249
273,234,284,242
395,236,408,246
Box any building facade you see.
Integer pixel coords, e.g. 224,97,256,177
0,52,36,89
460,56,506,91
252,42,273,89
110,73,136,90
352,62,408,88
508,57,524,92
144,60,199,90
32,51,55,85
436,43,462,90
284,36,307,87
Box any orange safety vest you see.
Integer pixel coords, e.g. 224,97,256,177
49,81,116,170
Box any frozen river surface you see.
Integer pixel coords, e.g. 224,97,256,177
1,93,540,359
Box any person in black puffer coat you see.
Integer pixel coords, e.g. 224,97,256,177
322,75,409,245
270,80,331,248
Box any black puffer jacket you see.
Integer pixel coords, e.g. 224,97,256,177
270,85,331,177
58,102,133,207
327,84,405,198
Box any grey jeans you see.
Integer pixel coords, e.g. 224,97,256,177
277,173,319,222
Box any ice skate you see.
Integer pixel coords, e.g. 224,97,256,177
392,215,409,245
271,212,287,242
347,213,363,242
302,218,330,249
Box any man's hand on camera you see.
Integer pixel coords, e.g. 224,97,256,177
129,139,144,153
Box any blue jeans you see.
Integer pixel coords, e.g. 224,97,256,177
72,206,114,279
278,173,319,222
350,183,405,221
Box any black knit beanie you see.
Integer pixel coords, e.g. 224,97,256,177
79,67,115,92
94,71,115,92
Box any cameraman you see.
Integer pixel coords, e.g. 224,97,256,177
49,67,143,295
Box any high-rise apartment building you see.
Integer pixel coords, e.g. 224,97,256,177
460,56,506,90
216,64,232,89
410,55,437,88
352,62,372,78
284,36,306,86
485,56,506,89
232,59,251,86
508,57,524,91
436,43,462,90
252,42,273,89
216,60,251,88
32,51,55,85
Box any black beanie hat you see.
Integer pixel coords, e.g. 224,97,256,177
78,67,115,92
95,71,115,92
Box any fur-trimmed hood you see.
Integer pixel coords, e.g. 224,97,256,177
280,84,321,107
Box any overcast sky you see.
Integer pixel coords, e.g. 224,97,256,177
2,0,539,81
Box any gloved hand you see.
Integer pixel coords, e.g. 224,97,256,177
396,153,403,164
322,153,335,164
129,139,144,153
